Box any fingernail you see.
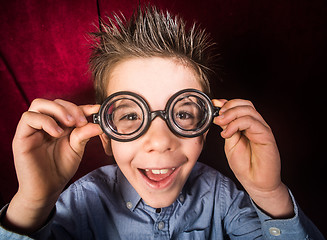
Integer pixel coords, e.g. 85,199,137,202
221,129,227,136
57,127,64,134
67,114,74,122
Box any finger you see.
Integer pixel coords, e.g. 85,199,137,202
29,98,75,127
219,99,255,114
16,111,64,139
212,99,228,130
69,123,103,157
221,115,272,144
212,99,228,108
54,99,89,127
214,105,269,128
79,104,101,117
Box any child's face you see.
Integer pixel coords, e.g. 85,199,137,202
104,57,205,208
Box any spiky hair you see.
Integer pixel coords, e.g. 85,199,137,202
89,5,216,103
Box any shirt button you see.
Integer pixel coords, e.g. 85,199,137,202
179,195,185,203
126,201,133,209
158,221,165,230
269,227,281,236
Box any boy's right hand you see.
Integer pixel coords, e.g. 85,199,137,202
4,99,102,233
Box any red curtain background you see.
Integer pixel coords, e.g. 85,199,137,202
1,0,326,236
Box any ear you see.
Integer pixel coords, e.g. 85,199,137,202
99,133,113,156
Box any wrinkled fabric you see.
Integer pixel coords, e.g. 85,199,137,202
1,162,324,239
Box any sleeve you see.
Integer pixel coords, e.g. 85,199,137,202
0,204,34,240
0,183,87,240
219,175,263,239
252,189,325,240
220,175,325,240
33,182,88,239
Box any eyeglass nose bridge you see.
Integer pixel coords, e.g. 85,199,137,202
150,110,168,121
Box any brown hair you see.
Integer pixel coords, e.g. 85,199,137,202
89,5,216,103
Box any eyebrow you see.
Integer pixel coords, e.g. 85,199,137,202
112,99,140,112
177,97,202,108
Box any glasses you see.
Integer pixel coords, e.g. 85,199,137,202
93,89,220,142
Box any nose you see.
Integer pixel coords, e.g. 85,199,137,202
142,117,178,153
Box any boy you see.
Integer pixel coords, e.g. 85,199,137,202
0,5,324,240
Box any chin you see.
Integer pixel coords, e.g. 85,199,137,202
143,194,178,209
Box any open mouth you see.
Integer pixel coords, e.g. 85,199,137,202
138,167,180,189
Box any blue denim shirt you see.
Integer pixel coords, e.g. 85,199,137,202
0,162,324,239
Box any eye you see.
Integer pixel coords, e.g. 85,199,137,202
120,113,140,121
175,111,194,120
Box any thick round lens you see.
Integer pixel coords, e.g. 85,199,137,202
97,91,150,142
166,89,214,138
106,98,144,135
172,96,207,130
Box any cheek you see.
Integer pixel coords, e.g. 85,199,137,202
111,136,205,166
111,141,135,165
183,136,205,162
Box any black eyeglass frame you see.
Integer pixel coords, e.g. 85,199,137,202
93,88,220,142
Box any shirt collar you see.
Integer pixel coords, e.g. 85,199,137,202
117,167,142,212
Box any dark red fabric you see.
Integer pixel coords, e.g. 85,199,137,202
1,0,326,236
0,0,107,206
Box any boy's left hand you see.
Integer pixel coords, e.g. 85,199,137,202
213,99,294,218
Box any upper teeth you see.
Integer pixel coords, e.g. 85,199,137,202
145,168,175,174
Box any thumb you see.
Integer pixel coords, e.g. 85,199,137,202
70,123,103,157
212,99,228,130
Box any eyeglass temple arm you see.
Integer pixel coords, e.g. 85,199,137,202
93,114,100,124
213,107,220,117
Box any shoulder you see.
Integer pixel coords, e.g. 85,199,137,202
190,162,255,220
188,162,232,190
188,162,249,206
60,164,120,202
76,164,119,185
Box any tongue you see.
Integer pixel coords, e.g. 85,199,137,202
144,169,174,182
